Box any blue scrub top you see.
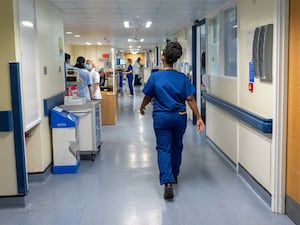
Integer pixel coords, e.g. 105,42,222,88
142,69,195,113
74,67,92,101
126,64,133,76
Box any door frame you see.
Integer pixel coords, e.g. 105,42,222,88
271,0,289,214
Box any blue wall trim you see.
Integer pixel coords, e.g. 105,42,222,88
0,111,13,131
43,92,64,116
202,92,272,133
9,62,28,194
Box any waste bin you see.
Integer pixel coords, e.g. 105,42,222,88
50,106,79,174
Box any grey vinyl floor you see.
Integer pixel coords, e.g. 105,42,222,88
0,88,295,225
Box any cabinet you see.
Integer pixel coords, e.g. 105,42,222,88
101,91,118,125
60,101,102,160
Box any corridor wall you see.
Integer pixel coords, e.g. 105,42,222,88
205,0,275,193
0,0,21,196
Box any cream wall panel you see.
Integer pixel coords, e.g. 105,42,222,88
70,45,112,69
237,0,274,118
0,133,18,195
0,0,19,195
206,103,238,163
209,76,238,105
24,0,64,173
239,123,271,191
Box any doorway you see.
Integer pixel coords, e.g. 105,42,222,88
193,19,206,123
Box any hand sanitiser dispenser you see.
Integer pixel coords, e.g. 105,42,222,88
252,24,273,82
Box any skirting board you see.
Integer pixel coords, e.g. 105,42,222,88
28,163,52,183
0,195,28,208
286,195,300,225
206,137,271,208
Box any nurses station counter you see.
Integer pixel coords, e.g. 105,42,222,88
101,91,118,125
50,106,79,174
60,101,101,161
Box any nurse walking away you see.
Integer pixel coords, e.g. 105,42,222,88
73,56,92,101
139,41,205,200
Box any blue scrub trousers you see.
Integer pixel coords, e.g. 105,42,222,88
153,111,187,185
126,74,134,95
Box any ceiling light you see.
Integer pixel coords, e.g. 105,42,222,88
86,42,92,45
97,42,102,45
128,39,132,42
21,21,34,28
145,21,152,28
124,21,130,28
140,38,144,42
74,34,80,38
65,31,72,35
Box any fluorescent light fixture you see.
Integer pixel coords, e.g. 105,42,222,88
128,39,132,42
85,42,92,45
140,38,144,42
97,42,102,45
21,21,34,28
74,34,80,38
145,21,152,28
124,21,130,28
65,31,72,35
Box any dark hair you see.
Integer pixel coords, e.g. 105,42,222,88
74,56,85,69
163,41,182,64
65,53,71,62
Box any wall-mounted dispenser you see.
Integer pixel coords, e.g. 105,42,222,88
252,24,273,82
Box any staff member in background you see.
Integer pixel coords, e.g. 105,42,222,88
139,41,205,200
123,58,134,96
73,56,92,101
86,59,102,100
133,57,143,86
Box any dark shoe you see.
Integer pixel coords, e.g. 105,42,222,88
164,183,174,200
174,176,178,184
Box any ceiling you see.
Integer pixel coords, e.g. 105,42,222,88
48,0,229,51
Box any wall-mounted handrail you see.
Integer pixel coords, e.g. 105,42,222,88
202,92,272,134
43,92,65,116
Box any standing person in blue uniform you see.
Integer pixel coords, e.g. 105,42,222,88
73,56,92,101
139,41,205,200
123,58,134,96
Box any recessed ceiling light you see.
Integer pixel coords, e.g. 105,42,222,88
21,21,34,28
65,31,72,35
145,21,152,28
74,34,80,38
124,21,130,28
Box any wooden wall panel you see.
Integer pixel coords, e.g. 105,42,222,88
287,0,300,204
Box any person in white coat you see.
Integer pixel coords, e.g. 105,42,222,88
86,59,102,100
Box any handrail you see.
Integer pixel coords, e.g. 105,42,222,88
43,92,64,116
202,92,272,134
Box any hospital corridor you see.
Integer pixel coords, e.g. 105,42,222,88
0,91,294,225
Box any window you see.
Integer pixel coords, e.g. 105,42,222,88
207,5,237,77
207,16,220,76
224,6,237,77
